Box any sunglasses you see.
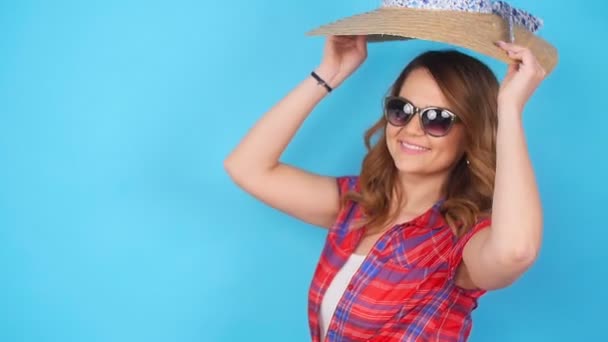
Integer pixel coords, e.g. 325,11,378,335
384,96,461,137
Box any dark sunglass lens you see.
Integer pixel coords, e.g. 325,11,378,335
422,109,453,136
386,99,413,126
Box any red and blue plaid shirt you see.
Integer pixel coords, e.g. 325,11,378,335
307,176,491,341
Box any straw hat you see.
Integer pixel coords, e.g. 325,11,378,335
306,0,558,74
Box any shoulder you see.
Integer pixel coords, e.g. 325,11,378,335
463,216,492,241
331,175,362,233
450,216,493,266
336,175,360,196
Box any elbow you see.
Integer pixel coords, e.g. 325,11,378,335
494,224,542,270
473,247,539,291
223,155,235,175
223,153,273,187
224,154,242,183
498,244,539,270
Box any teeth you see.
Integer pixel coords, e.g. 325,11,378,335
400,141,429,151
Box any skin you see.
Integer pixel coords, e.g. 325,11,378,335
462,40,546,290
224,35,546,291
385,67,467,217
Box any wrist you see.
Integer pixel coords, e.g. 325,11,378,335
497,99,524,113
310,68,336,94
497,109,524,128
313,65,339,88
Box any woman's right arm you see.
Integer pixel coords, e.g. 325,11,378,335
223,35,367,229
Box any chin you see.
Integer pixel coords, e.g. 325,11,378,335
393,159,430,175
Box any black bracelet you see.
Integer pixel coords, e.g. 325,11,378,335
310,71,333,93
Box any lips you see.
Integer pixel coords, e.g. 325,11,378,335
399,140,430,151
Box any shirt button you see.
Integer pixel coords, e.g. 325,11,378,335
347,284,354,291
330,322,338,330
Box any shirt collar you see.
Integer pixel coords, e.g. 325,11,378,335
411,199,446,230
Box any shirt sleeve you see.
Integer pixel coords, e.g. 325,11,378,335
336,175,359,197
330,175,360,234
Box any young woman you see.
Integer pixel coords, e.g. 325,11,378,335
224,35,546,341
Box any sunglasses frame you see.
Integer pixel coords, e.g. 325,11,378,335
383,96,461,137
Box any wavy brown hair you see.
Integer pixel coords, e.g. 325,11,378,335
346,50,499,238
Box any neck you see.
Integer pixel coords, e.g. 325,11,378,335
393,171,449,215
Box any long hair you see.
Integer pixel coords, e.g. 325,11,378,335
345,50,499,237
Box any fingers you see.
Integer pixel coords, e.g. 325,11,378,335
495,40,547,78
329,35,356,48
495,40,525,53
328,35,368,54
355,35,368,54
330,34,366,43
332,35,357,42
506,62,519,75
506,49,529,65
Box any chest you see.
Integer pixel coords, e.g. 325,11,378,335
346,224,475,302
309,225,463,340
353,231,383,256
352,225,472,287
348,221,454,267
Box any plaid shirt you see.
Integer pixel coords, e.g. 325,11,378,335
307,176,491,341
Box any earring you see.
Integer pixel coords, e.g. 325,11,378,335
466,159,470,166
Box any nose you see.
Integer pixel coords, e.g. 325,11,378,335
399,113,425,136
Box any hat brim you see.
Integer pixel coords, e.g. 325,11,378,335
306,8,558,74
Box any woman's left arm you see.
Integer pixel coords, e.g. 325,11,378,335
462,41,548,290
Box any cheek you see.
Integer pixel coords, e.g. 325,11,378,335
384,125,398,147
385,124,399,138
384,125,403,160
430,129,466,157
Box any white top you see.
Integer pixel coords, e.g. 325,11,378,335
319,253,366,341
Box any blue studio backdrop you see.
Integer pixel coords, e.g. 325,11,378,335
1,0,606,341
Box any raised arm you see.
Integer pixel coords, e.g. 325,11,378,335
224,35,367,228
463,41,546,290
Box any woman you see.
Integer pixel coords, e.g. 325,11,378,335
224,35,546,341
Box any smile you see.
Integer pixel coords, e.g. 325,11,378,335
399,140,430,154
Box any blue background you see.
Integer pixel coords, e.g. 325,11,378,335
1,0,606,341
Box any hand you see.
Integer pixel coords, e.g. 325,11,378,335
315,35,368,89
495,41,547,115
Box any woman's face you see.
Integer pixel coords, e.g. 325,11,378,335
385,68,466,177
